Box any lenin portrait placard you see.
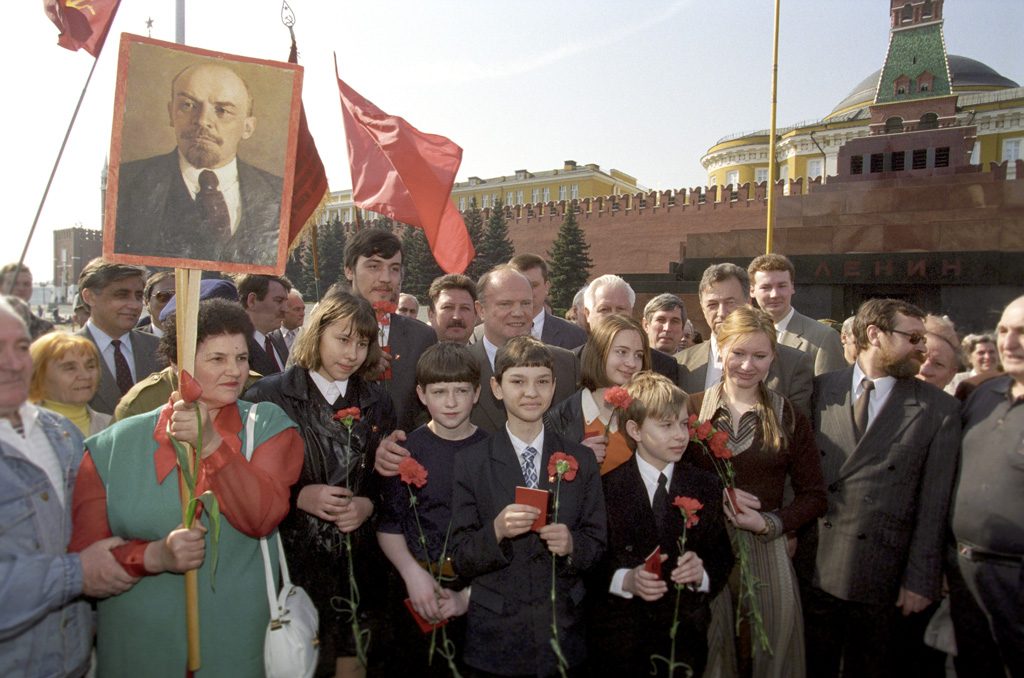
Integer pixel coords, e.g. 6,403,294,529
104,34,303,275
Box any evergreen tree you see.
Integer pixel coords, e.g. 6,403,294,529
284,239,309,297
301,218,346,300
400,226,444,300
548,204,593,311
479,199,515,272
462,198,487,281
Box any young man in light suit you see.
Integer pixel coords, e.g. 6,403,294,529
75,259,162,415
748,253,845,376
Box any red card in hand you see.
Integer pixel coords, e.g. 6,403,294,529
515,486,550,531
403,598,449,634
644,545,662,578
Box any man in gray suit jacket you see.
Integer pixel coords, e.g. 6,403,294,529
76,259,162,415
675,263,813,415
804,298,960,677
509,253,588,350
749,253,845,376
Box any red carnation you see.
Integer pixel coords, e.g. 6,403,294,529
709,431,732,459
547,452,579,482
673,496,703,528
178,369,203,404
603,386,633,411
696,420,713,440
373,301,398,324
398,456,428,488
334,407,361,423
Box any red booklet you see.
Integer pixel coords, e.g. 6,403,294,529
403,598,450,634
644,545,662,578
515,486,550,531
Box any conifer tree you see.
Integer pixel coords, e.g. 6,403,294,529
462,198,487,281
399,226,443,300
548,203,592,310
301,218,346,300
479,198,515,272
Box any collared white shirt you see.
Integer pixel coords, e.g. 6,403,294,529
506,423,544,473
309,370,349,404
150,322,165,339
253,330,286,368
0,403,65,505
179,155,242,234
483,335,501,371
610,454,709,597
86,319,136,383
582,388,618,431
281,325,302,350
704,335,724,390
852,360,897,430
530,309,546,341
774,306,796,338
378,315,391,347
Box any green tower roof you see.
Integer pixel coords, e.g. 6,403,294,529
875,22,952,104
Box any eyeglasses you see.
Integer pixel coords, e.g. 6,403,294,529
153,291,174,304
888,329,925,345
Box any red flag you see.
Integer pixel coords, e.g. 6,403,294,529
335,64,475,274
286,38,329,247
45,0,121,58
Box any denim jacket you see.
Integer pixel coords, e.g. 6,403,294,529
0,405,92,678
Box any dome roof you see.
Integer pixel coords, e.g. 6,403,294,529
827,54,1019,118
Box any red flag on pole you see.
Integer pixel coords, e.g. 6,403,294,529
44,0,121,58
286,36,330,247
335,61,475,274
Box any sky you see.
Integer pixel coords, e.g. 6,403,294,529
6,0,1023,283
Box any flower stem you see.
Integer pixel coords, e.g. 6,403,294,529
549,478,568,678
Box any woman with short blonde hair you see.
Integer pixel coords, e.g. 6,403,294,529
29,331,110,435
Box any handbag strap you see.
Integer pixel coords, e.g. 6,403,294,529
245,404,293,620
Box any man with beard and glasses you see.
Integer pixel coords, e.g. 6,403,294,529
426,273,477,345
114,61,283,266
802,298,960,678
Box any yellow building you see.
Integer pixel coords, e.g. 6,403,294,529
702,55,1022,190
321,160,642,223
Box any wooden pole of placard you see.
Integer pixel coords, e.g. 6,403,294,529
174,268,203,671
765,0,782,254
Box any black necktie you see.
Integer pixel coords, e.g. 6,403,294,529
197,170,230,238
264,335,281,373
653,472,670,536
853,378,875,442
110,339,134,395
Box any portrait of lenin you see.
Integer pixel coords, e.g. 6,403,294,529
106,35,302,273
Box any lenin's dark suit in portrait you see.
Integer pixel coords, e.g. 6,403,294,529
114,151,283,266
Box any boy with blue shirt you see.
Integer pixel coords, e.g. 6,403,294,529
450,336,606,677
378,342,487,675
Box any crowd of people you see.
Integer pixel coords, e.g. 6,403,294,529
0,235,1019,678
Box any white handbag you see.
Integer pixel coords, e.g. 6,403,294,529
244,405,320,678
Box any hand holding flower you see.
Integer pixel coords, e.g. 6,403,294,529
724,487,768,534
625,562,669,601
580,434,607,464
438,588,470,619
403,564,444,622
335,494,374,533
539,523,573,556
670,551,704,587
168,394,220,456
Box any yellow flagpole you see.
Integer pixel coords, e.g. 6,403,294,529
765,0,782,253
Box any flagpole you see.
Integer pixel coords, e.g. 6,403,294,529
7,56,100,295
765,0,781,254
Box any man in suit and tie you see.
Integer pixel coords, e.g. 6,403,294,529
272,287,304,351
748,253,845,376
237,274,290,376
804,298,960,677
642,293,688,360
582,274,683,384
468,266,579,434
344,229,437,432
509,253,588,350
114,62,284,267
75,259,162,415
676,263,813,415
426,273,477,345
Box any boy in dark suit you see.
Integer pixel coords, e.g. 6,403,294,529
590,372,733,677
451,336,606,677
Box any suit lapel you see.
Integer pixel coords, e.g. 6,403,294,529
838,379,921,480
818,368,857,479
680,343,710,392
81,327,119,412
471,342,506,431
490,431,526,506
